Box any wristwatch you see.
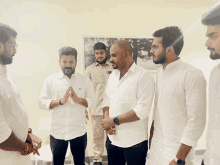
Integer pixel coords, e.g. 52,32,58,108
59,98,63,105
113,117,120,125
175,157,185,165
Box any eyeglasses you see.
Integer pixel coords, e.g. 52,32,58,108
7,41,18,50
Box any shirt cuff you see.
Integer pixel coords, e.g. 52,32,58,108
180,136,197,147
133,106,147,120
0,128,12,144
46,99,54,111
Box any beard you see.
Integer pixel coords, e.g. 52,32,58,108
153,51,166,64
62,67,75,76
208,47,220,60
0,50,13,65
96,57,107,64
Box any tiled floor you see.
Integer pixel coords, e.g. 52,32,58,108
88,154,204,165
34,152,205,165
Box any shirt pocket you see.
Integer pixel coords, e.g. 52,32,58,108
92,74,103,84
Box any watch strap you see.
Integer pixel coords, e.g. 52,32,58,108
113,117,120,125
59,98,63,105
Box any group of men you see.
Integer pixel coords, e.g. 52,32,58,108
0,4,220,165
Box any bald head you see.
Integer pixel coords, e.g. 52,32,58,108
111,40,133,55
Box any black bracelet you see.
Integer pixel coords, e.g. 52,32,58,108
59,98,63,105
28,128,32,133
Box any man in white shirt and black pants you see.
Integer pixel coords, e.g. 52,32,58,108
148,26,206,165
201,4,220,165
38,47,96,165
100,40,155,165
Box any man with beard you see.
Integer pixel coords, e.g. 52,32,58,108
148,26,206,165
84,42,113,165
0,23,42,164
38,46,96,165
100,40,155,165
200,4,220,165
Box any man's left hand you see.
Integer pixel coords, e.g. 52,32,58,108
26,133,42,156
169,159,178,165
69,86,80,103
101,117,115,130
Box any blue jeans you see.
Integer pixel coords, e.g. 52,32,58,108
50,133,87,165
106,137,148,165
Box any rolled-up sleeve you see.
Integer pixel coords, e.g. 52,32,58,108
38,77,53,111
180,70,207,147
102,79,110,108
85,77,96,110
0,99,12,144
133,72,155,120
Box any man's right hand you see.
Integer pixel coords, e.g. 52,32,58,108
106,126,116,135
60,86,71,105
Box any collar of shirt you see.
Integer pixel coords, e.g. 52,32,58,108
0,64,7,75
95,60,111,66
57,70,77,80
117,61,136,76
163,58,182,72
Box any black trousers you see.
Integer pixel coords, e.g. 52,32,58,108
201,159,205,165
50,133,87,165
106,137,148,165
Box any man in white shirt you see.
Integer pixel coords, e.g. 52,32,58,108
0,24,42,165
201,4,220,165
148,26,207,165
100,40,155,165
84,42,113,165
38,46,96,165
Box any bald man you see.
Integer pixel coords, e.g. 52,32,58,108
101,40,155,165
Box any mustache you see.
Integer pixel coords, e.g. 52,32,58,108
64,67,72,70
207,47,215,51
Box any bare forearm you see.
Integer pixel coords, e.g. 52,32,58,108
117,110,139,124
176,143,192,161
50,99,60,109
78,98,88,107
103,107,109,119
0,131,25,152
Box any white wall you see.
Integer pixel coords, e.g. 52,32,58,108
0,0,218,158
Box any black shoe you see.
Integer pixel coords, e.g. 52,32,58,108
93,162,102,165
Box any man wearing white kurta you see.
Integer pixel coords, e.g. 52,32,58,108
201,4,220,165
0,24,42,165
148,26,206,165
101,40,155,165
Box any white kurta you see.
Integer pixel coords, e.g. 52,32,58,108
0,65,31,165
204,64,220,165
148,59,206,165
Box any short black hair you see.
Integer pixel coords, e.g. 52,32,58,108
0,23,17,44
59,47,77,60
153,26,184,56
93,42,106,51
202,4,220,26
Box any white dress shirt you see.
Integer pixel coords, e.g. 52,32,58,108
204,64,220,165
0,65,31,165
103,62,155,148
148,59,206,165
38,71,96,140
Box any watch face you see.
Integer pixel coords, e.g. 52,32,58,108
177,160,185,165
